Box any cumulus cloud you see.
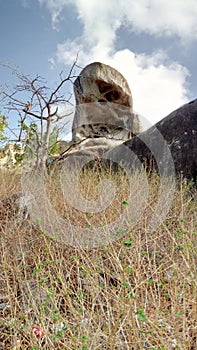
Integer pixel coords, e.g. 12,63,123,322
39,0,197,40
38,0,194,124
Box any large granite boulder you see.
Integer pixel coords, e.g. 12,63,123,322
70,62,142,156
106,99,197,181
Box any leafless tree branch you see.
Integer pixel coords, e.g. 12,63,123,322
0,57,79,170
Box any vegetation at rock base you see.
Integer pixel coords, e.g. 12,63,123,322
0,166,196,349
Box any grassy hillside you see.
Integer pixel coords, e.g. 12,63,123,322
0,167,196,349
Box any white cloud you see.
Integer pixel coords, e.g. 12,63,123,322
38,0,72,29
108,50,189,123
38,0,194,124
39,0,197,40
48,57,56,69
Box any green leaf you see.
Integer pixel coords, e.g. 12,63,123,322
123,238,133,247
81,335,90,342
135,309,147,322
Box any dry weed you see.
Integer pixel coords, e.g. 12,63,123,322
0,167,196,349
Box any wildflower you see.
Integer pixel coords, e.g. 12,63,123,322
32,325,44,339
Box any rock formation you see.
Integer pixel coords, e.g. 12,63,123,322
50,63,196,182
106,99,197,181
70,62,142,156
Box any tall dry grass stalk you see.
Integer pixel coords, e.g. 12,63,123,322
0,167,196,349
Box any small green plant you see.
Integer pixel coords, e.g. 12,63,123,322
135,309,147,322
123,238,133,247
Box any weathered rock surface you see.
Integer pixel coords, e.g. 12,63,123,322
71,62,142,156
106,99,197,181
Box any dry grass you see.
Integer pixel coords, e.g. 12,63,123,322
0,166,196,350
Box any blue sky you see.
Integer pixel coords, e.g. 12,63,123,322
1,0,197,136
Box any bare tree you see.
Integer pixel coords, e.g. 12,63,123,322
0,60,78,170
